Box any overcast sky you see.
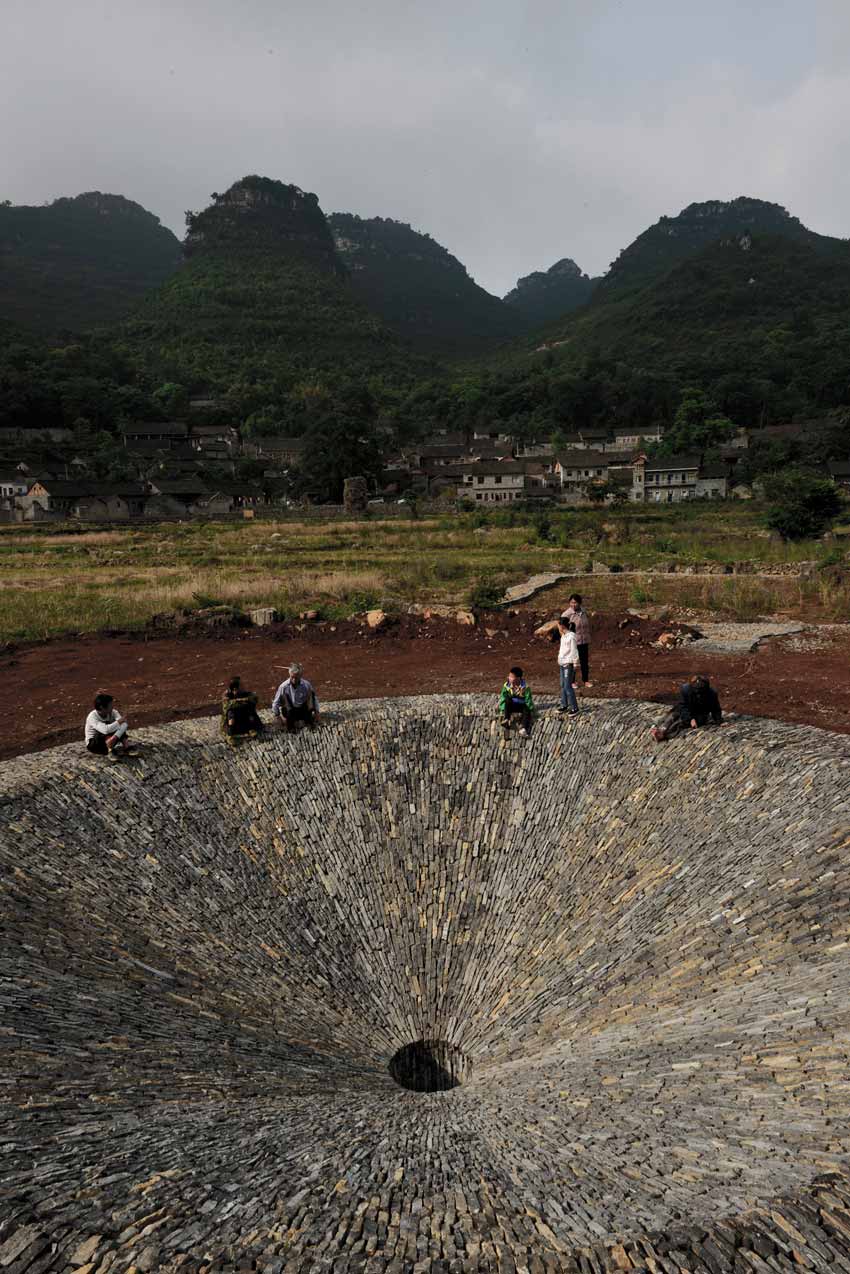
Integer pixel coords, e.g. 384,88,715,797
4,0,850,295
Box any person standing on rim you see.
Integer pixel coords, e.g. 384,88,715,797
555,617,580,716
561,593,593,689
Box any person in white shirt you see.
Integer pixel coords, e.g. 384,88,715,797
272,663,321,733
556,617,580,716
84,692,136,758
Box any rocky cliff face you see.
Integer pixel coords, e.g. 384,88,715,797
327,213,522,356
184,177,342,272
0,192,181,333
503,258,597,326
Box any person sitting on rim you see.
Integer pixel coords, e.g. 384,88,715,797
272,663,320,733
499,665,534,737
651,673,723,742
221,676,264,743
84,692,137,759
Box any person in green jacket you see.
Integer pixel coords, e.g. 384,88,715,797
499,666,534,736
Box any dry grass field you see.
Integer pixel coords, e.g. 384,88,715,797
0,503,847,642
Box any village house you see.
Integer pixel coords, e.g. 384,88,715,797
120,421,189,448
254,437,305,467
515,440,555,459
188,423,240,455
147,477,210,516
695,462,730,499
559,428,611,452
19,480,149,521
631,455,701,502
0,470,30,499
611,426,665,450
554,450,634,494
456,461,550,504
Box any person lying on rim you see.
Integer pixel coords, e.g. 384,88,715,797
272,663,321,733
651,673,723,742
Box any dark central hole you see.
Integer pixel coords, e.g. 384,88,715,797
389,1039,469,1092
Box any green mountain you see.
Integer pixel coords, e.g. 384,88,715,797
120,178,416,391
597,196,821,299
474,199,850,432
327,213,522,356
503,258,597,326
0,192,180,333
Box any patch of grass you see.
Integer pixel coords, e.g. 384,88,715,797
0,503,844,641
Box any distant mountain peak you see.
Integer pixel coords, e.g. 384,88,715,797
503,258,596,326
601,195,818,295
184,177,339,271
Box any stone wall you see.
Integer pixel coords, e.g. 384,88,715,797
1,698,850,1272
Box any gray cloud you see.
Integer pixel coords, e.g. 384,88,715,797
3,0,850,295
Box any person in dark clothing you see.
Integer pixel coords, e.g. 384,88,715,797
652,674,723,742
499,666,534,736
221,677,264,744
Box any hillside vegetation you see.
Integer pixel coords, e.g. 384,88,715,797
328,213,522,356
0,192,180,333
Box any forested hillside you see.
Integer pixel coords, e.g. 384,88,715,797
328,213,522,356
118,179,430,397
0,192,180,333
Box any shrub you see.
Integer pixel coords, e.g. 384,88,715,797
764,471,843,541
468,575,504,610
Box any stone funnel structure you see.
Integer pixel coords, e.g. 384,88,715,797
2,696,850,1273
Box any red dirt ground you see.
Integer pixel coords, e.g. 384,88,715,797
2,609,849,761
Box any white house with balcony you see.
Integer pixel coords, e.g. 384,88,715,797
631,454,700,502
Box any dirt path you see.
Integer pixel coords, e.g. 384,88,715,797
2,612,849,760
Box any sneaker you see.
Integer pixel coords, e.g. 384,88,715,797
555,706,567,716
567,710,579,717
651,726,664,743
500,717,510,729
519,726,529,737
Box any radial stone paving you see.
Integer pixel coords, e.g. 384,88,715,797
2,696,850,1274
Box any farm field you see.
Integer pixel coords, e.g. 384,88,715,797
1,502,848,643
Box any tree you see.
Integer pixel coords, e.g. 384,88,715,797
292,388,384,503
763,470,843,540
663,387,735,455
152,381,189,418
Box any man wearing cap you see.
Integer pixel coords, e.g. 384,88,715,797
272,664,321,733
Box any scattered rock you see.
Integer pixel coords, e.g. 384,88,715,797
366,609,387,630
298,610,319,621
455,610,476,626
249,607,277,627
592,560,611,574
534,619,561,638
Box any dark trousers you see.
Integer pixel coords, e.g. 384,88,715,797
577,643,590,684
656,708,714,740
285,702,315,733
502,699,532,731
